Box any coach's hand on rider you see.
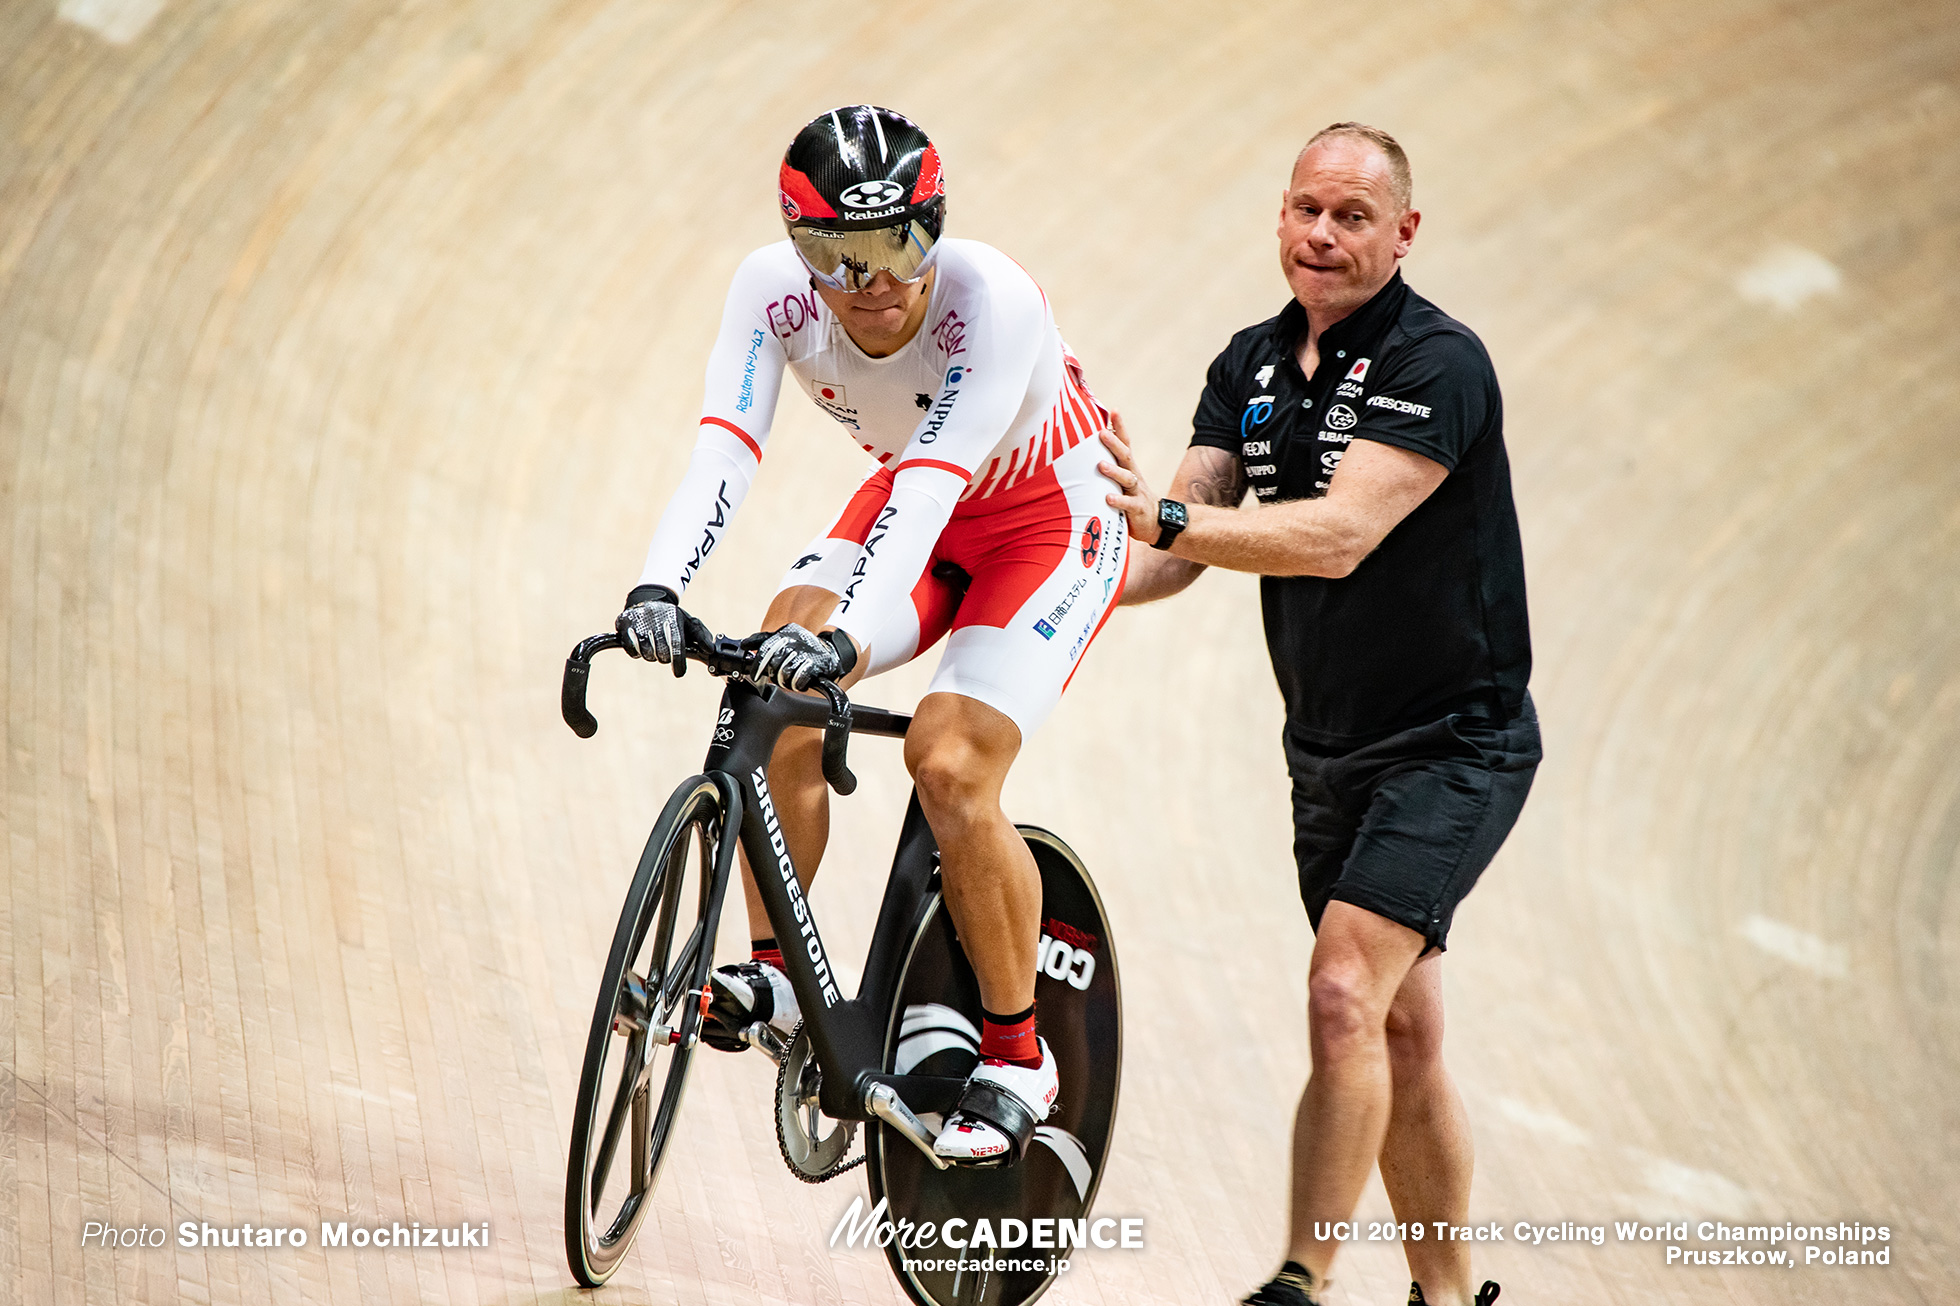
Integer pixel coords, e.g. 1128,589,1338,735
753,624,860,692
1098,413,1162,546
617,585,689,674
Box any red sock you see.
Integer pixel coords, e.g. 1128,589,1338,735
980,1003,1040,1068
752,938,786,971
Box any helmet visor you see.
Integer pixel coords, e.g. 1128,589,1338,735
788,220,939,292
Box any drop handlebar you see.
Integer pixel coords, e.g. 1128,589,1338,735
560,620,857,795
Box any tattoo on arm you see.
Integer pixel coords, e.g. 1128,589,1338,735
1180,446,1247,508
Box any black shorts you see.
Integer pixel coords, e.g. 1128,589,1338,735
1285,694,1541,952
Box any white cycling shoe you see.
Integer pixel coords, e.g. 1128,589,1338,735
932,1038,1058,1165
703,960,800,1052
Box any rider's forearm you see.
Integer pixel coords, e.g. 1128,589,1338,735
636,433,759,595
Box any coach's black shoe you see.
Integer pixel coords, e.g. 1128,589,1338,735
1408,1282,1501,1304
1242,1262,1324,1306
702,960,798,1053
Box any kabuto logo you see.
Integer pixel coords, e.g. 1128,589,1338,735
840,179,905,209
1079,517,1101,567
1345,357,1371,382
1096,511,1123,573
1324,403,1358,431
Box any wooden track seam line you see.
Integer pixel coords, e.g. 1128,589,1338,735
0,1062,187,1219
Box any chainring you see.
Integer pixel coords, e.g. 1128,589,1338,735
774,1021,862,1183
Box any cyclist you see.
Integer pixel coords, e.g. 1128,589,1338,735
614,106,1127,1164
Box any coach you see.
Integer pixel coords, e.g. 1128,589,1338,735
1102,123,1536,1306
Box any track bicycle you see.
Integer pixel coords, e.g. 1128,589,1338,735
559,620,1122,1305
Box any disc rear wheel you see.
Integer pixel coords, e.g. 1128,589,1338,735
564,776,725,1286
868,826,1122,1306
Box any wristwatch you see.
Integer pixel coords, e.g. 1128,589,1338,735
1152,498,1189,551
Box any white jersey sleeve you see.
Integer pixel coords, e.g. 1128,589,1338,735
635,247,794,595
830,260,1049,651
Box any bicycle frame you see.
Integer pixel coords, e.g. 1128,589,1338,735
565,631,968,1128
712,676,964,1122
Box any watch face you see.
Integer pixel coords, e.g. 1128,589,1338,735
1161,500,1188,530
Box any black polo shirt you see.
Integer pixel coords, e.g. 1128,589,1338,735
1190,271,1531,747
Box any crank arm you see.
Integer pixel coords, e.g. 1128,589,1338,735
741,1022,788,1063
864,1082,951,1171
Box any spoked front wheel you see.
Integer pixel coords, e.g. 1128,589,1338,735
564,775,730,1286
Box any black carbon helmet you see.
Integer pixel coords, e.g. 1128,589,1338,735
779,105,945,291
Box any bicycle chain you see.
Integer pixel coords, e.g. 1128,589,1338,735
774,1021,867,1184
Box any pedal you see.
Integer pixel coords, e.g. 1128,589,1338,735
864,1083,952,1171
742,1021,788,1063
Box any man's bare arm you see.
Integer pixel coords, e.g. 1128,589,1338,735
1117,439,1246,605
1106,431,1448,579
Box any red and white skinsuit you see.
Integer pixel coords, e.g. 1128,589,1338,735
636,237,1128,736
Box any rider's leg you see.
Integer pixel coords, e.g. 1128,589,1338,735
901,691,1039,1016
1284,901,1426,1283
733,585,871,942
909,688,1062,1164
898,440,1126,1159
1378,953,1476,1305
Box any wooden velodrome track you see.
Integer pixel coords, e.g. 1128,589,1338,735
3,0,1955,1302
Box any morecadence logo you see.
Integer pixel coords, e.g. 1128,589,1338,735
830,1196,1143,1275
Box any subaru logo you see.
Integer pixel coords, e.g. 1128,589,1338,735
840,179,905,209
1324,403,1358,431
